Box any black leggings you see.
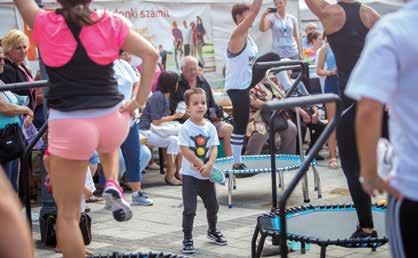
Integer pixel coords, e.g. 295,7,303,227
227,89,250,135
337,104,374,228
337,103,390,229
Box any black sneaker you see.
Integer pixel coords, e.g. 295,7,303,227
350,227,378,239
232,163,248,170
233,163,257,178
207,230,228,246
182,239,195,254
349,226,378,247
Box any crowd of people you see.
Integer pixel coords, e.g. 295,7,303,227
0,0,417,257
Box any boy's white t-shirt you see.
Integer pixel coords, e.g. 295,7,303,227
179,119,219,180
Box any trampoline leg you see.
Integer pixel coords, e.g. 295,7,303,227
301,242,306,254
233,174,237,190
312,166,322,198
320,245,327,258
280,171,285,191
302,173,310,203
255,234,267,258
251,225,260,258
228,171,233,208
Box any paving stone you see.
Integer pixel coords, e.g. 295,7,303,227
34,159,391,258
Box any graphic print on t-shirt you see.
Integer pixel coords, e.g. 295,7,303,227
190,134,210,163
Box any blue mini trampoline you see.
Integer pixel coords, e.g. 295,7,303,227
251,204,388,258
215,154,320,208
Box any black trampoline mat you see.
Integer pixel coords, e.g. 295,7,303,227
286,209,386,240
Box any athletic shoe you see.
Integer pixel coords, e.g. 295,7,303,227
233,163,257,178
131,192,154,206
207,230,228,246
103,180,133,222
182,239,195,254
349,226,378,247
232,163,248,170
350,227,378,239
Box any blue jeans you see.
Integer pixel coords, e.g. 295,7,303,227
121,123,142,183
1,159,19,192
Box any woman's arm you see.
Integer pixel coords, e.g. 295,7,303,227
316,47,329,77
13,0,41,28
259,11,272,32
293,18,303,59
304,0,331,20
122,30,159,109
151,113,183,126
0,98,33,117
228,0,263,54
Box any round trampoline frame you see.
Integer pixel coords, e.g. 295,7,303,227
87,252,188,258
215,155,320,208
251,203,388,258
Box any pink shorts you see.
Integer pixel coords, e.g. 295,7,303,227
48,110,130,160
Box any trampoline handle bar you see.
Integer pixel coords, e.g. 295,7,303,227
254,60,305,70
22,121,48,228
273,93,343,258
0,80,48,92
265,94,340,111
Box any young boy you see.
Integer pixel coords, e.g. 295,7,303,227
179,88,227,254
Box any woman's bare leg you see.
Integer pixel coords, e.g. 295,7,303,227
48,155,88,258
100,151,133,221
0,168,34,258
326,103,338,162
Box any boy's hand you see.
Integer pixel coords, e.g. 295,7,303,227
200,162,214,178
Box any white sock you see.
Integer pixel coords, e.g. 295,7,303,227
231,134,244,164
132,191,139,197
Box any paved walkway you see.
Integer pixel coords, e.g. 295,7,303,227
33,156,391,258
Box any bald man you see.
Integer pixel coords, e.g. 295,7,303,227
171,56,233,158
304,0,380,240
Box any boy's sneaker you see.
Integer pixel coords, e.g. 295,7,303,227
182,239,195,254
103,179,133,222
132,192,154,206
207,230,228,246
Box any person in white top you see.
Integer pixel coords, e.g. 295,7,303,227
182,20,193,56
259,0,302,60
225,0,281,170
346,1,418,257
114,51,154,206
179,88,227,254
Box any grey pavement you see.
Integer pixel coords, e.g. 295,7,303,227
33,152,391,258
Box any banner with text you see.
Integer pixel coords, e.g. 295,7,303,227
92,1,216,72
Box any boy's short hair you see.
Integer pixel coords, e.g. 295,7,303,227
184,88,206,105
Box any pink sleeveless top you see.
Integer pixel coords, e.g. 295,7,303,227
32,9,130,67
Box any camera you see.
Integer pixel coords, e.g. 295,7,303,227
268,8,277,13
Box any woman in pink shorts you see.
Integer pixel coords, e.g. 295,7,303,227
14,0,158,256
